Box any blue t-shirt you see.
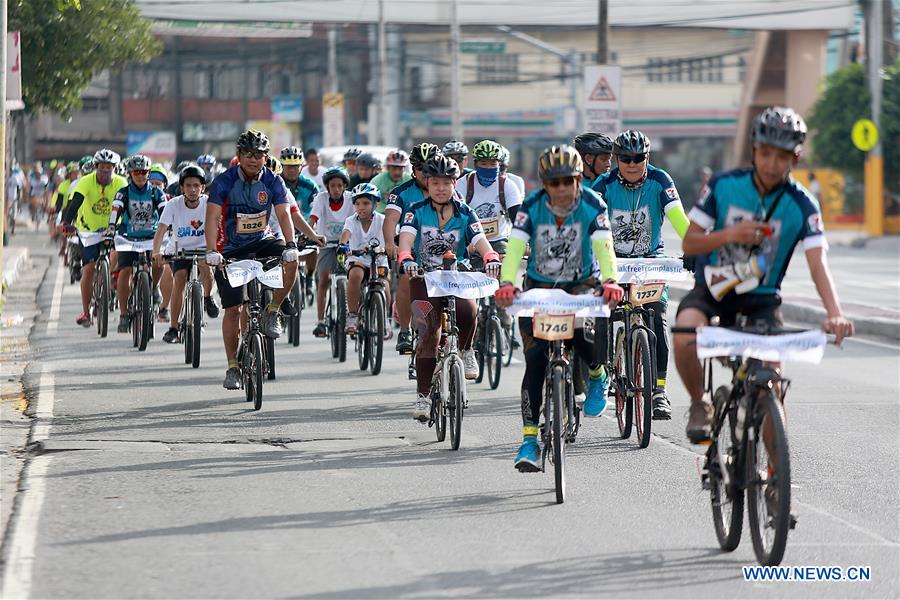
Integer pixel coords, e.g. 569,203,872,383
399,198,485,268
112,182,165,240
591,164,681,258
511,188,612,284
285,175,318,220
209,166,289,252
688,168,826,295
386,178,426,216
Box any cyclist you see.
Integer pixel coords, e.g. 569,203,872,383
148,165,170,196
196,153,218,182
442,140,472,175
349,152,381,188
107,155,167,333
342,147,363,178
27,162,50,226
675,107,854,443
204,130,309,390
338,183,390,336
590,130,690,420
573,132,613,189
166,161,193,198
309,166,355,337
280,146,321,290
397,154,501,421
498,145,525,196
301,148,324,190
494,145,623,472
384,142,441,354
54,162,80,215
152,165,219,343
370,149,411,210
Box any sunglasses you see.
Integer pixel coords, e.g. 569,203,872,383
618,154,647,164
545,177,577,188
130,170,150,176
240,150,266,160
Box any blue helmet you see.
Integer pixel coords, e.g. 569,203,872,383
323,166,350,187
612,130,651,155
351,182,382,203
196,154,216,167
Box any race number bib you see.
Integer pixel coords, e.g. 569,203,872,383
631,282,665,307
533,313,576,341
236,211,267,235
481,218,500,239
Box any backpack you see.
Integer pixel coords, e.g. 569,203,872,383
465,171,507,214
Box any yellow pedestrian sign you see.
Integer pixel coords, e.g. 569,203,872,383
851,119,878,152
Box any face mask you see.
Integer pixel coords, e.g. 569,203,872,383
476,166,499,187
96,170,112,186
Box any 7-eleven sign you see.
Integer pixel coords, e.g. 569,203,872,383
583,65,622,135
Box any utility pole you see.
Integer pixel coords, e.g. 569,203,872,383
864,0,884,237
449,0,462,141
2,0,9,250
327,25,338,94
597,0,608,64
378,0,388,145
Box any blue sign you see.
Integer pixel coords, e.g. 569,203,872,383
272,95,303,122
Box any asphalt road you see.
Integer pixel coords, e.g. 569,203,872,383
2,235,898,599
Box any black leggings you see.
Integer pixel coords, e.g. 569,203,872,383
595,297,669,384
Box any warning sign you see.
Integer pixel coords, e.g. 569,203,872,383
582,65,622,135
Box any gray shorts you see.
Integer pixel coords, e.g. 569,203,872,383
317,246,339,273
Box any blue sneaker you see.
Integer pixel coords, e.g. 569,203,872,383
514,438,541,473
583,371,609,417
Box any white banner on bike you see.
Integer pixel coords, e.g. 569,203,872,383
616,257,689,283
113,236,155,253
225,260,284,288
77,231,107,247
696,326,826,364
508,288,610,318
424,271,499,299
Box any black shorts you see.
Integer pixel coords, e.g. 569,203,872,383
676,285,783,328
169,259,194,274
214,237,285,309
116,251,141,270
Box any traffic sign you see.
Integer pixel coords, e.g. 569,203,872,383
582,65,622,135
851,118,878,152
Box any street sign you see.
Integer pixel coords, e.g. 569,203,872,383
582,64,622,137
323,93,345,147
271,95,303,122
6,31,23,111
461,39,506,54
851,118,878,152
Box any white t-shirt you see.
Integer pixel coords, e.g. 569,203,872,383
158,194,208,253
268,190,299,239
301,165,325,191
454,172,523,241
343,212,387,267
506,172,526,196
310,190,354,242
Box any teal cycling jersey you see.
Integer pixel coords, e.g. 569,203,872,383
386,178,426,216
399,198,485,268
112,182,165,240
689,167,826,295
591,164,681,258
284,175,318,220
511,187,612,284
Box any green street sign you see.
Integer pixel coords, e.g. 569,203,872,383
461,40,506,54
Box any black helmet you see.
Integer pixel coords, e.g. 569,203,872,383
236,129,270,153
410,143,440,167
422,154,460,179
613,130,651,155
343,147,363,161
752,106,807,154
179,164,207,186
323,166,351,187
125,154,152,172
537,145,583,180
356,152,382,169
442,140,469,157
573,132,613,157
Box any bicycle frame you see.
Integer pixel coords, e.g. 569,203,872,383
607,283,659,400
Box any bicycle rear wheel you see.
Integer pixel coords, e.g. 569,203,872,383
448,359,465,450
710,386,744,552
503,320,515,367
369,292,385,376
357,298,369,371
183,290,193,365
327,288,339,358
336,279,347,362
289,277,301,347
613,329,632,439
190,282,202,368
747,389,791,566
137,271,152,351
96,259,110,338
486,316,503,390
248,333,265,411
550,364,567,504
632,329,652,448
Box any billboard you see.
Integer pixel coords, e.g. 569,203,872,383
126,131,177,163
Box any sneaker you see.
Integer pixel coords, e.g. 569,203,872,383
313,321,327,338
463,349,478,380
157,308,169,322
514,438,541,473
397,329,413,354
583,370,609,417
76,311,91,327
686,400,715,444
163,327,179,344
117,314,131,333
652,389,672,420
413,394,430,422
280,296,298,318
223,367,241,390
262,308,282,339
345,312,359,335
204,296,220,319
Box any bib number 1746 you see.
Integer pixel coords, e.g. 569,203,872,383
533,313,576,341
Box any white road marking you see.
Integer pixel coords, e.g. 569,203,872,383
0,457,51,600
45,263,65,335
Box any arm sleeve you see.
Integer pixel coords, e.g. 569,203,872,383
63,192,84,224
665,203,690,238
591,237,618,282
500,236,526,284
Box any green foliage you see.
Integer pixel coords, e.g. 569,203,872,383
10,0,160,116
881,60,900,196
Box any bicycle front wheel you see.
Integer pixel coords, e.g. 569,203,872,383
183,289,193,365
336,279,347,362
289,276,301,346
486,316,503,390
746,389,792,566
632,329,652,448
550,364,567,504
710,386,744,552
249,333,265,411
503,320,515,367
96,259,110,338
448,359,465,450
369,291,385,376
613,328,632,439
137,271,152,351
357,299,369,371
190,281,202,368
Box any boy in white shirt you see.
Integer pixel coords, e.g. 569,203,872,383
338,183,391,336
151,165,218,344
309,167,355,337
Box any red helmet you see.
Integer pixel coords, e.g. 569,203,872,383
386,149,410,168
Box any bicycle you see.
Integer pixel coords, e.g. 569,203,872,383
474,294,504,389
171,248,206,368
286,243,318,348
671,320,827,566
64,228,83,284
502,318,518,367
224,256,282,410
83,233,114,338
345,242,390,376
117,237,157,352
324,244,349,363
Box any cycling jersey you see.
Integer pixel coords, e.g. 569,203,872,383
370,171,412,212
283,175,318,220
208,166,289,253
310,190,354,242
68,171,129,232
268,191,300,240
385,178,426,216
689,167,826,295
159,194,208,253
28,172,49,197
508,188,613,284
400,198,485,268
591,165,681,258
455,172,523,242
112,181,166,239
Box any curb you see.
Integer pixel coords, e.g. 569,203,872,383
2,247,30,294
667,285,900,343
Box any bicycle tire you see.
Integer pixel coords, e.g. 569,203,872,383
327,288,339,358
290,277,301,347
241,339,252,403
336,279,347,363
486,316,503,390
183,289,193,365
632,329,652,448
710,386,744,552
190,281,202,368
249,333,265,410
137,271,152,351
475,318,485,384
747,389,791,566
550,364,567,504
96,259,110,338
433,389,447,443
357,296,369,371
613,329,632,439
503,320,515,367
448,358,465,451
369,291,385,376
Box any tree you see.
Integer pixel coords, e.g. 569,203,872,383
9,0,160,116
